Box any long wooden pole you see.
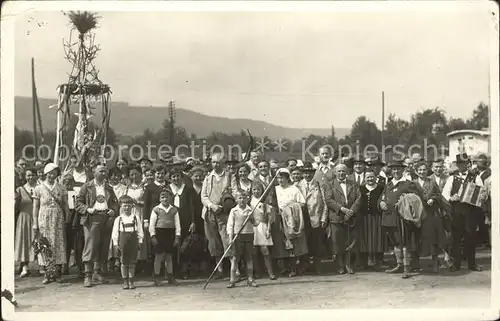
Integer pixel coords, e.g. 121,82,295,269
31,58,38,152
203,171,280,290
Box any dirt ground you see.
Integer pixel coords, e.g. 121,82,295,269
12,250,491,311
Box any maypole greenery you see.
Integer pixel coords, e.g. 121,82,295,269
54,11,111,171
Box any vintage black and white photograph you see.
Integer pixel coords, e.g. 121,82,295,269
1,1,499,320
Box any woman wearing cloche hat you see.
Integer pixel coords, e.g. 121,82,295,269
32,163,68,284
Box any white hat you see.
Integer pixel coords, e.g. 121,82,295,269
277,168,290,176
43,163,59,175
296,159,304,167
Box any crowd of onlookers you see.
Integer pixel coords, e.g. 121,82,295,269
14,148,491,289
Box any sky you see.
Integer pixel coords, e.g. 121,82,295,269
13,2,493,129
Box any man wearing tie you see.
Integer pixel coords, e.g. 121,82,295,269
323,164,360,275
313,147,336,185
75,164,119,287
441,153,484,272
348,155,366,186
297,162,328,273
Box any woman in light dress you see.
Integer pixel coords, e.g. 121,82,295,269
15,167,38,277
32,163,69,284
271,168,308,277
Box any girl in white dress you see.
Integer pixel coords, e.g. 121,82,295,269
250,181,276,280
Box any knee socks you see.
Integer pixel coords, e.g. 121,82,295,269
121,265,128,279
394,247,403,265
154,253,166,275
165,254,173,275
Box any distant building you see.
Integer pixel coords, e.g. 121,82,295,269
447,129,490,158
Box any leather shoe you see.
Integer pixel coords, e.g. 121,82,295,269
469,265,482,272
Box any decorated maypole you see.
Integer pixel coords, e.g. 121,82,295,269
53,11,111,171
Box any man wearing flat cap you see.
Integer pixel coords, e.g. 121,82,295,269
75,164,119,287
441,153,484,272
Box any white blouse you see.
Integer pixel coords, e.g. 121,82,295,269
275,185,306,210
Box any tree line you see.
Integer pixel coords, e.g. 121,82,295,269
15,102,489,161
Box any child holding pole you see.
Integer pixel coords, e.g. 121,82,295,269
111,195,144,290
150,189,181,286
226,190,259,288
250,182,277,280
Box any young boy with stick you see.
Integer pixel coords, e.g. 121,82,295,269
226,190,259,288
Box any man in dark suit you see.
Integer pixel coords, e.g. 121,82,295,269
348,155,366,186
428,158,452,268
323,163,360,275
75,164,119,287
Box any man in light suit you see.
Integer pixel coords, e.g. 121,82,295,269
297,162,328,273
323,163,360,275
313,147,336,186
75,164,119,287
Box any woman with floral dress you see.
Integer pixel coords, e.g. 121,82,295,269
32,163,68,284
15,168,38,277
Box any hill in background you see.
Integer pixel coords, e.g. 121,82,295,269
14,96,350,140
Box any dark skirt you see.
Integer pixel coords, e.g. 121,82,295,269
154,228,175,254
270,214,308,259
420,211,447,256
357,213,384,254
384,218,420,251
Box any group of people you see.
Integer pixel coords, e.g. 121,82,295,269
14,147,492,289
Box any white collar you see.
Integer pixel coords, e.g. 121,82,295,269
365,184,377,191
170,182,185,194
159,203,172,212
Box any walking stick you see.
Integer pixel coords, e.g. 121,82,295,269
203,171,280,289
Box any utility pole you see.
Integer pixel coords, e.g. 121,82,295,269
381,91,385,151
168,100,176,148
